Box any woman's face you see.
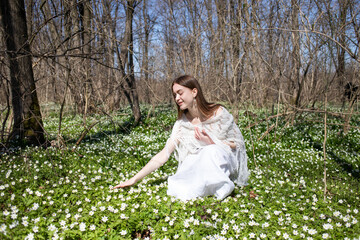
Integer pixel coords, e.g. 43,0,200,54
172,83,197,110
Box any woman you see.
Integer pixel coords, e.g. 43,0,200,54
113,75,249,200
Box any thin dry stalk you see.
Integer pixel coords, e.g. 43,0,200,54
323,94,327,202
258,123,276,141
244,104,258,169
274,90,281,140
72,121,99,152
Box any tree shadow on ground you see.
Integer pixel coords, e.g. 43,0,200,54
64,119,135,146
305,134,360,179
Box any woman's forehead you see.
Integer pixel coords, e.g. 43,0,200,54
173,83,190,92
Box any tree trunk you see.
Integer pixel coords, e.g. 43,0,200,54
0,0,45,145
142,0,151,104
336,0,348,86
291,0,301,106
80,0,93,117
117,0,141,125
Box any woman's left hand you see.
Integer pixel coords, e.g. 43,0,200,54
195,127,214,145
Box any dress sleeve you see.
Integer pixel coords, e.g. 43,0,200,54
228,119,249,186
165,120,181,159
210,110,249,186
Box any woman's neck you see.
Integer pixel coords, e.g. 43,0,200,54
186,107,208,122
186,106,199,119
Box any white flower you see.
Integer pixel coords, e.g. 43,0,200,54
303,225,309,231
120,230,127,235
79,222,86,231
274,210,281,215
52,233,59,240
90,224,96,230
308,229,317,235
323,223,333,230
25,233,34,240
102,216,108,222
262,222,269,228
0,224,7,234
333,211,341,217
48,224,57,232
184,221,190,228
322,233,329,239
33,226,39,233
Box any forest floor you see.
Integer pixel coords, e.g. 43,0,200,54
0,104,359,239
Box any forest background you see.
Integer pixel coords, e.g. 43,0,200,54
0,1,360,239
0,0,359,146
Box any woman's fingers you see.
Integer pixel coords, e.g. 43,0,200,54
113,179,134,189
194,128,213,144
201,129,209,136
194,127,200,139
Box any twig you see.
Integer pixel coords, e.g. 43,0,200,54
72,121,99,151
323,94,328,202
258,124,276,141
245,111,295,129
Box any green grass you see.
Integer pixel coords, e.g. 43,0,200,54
0,105,359,239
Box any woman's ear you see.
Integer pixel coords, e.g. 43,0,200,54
192,88,198,98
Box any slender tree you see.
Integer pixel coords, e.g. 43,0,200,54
116,0,141,125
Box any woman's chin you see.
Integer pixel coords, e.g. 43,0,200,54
179,105,187,110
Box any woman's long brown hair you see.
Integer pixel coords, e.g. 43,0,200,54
172,75,221,120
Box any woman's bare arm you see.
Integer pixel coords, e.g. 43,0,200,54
113,140,176,189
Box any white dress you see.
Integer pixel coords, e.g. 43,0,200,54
166,107,249,200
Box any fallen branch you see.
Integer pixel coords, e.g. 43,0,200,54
72,121,99,152
246,111,295,129
258,123,276,141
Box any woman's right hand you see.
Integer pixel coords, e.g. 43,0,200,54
112,178,136,189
